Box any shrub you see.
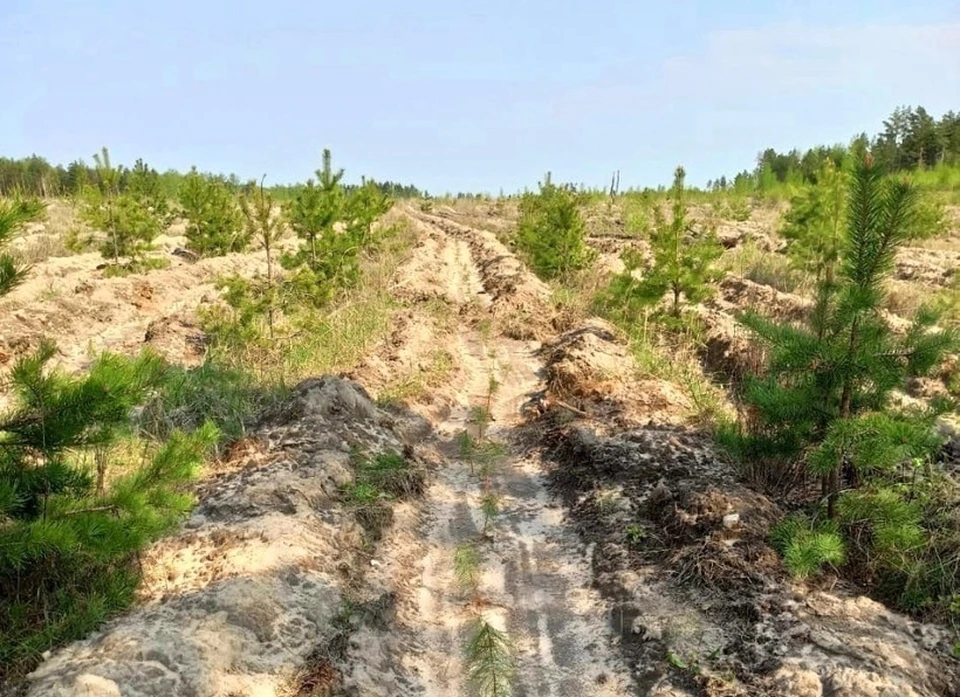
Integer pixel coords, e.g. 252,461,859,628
0,345,218,678
723,157,958,611
125,158,173,226
178,169,246,256
515,173,593,280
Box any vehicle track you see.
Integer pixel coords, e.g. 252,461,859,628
364,213,636,696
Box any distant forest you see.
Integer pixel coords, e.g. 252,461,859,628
0,105,957,199
0,156,424,200
708,106,960,192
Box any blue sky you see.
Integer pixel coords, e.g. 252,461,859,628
2,0,958,193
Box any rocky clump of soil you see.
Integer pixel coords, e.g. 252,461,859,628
690,277,813,384
539,319,691,427
534,323,960,697
714,220,782,252
143,313,208,367
24,377,429,697
0,248,268,376
895,247,960,287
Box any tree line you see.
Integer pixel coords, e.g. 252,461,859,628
707,105,960,192
0,153,423,200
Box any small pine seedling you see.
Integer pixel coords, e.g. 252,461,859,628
453,543,483,597
457,430,477,474
469,405,493,440
465,617,514,697
480,491,500,535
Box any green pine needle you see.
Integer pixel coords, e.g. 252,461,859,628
465,617,514,697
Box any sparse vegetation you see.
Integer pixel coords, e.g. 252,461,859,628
723,239,806,294
342,450,423,542
199,152,403,388
3,99,960,697
721,157,959,613
599,166,722,322
77,148,165,268
138,360,284,448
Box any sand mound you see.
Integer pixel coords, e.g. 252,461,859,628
25,377,428,697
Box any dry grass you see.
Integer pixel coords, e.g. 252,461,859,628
376,347,456,406
721,241,808,295
884,279,929,318
12,233,71,264
207,218,416,385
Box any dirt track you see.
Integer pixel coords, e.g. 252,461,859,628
12,202,960,696
374,212,635,695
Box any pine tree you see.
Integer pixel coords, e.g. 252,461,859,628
238,177,283,338
125,158,172,225
611,166,721,318
286,149,344,269
281,150,348,306
282,152,393,307
0,345,218,676
78,147,163,266
780,160,846,280
178,168,246,256
465,617,514,697
723,156,957,588
343,178,392,249
0,197,44,296
515,173,593,281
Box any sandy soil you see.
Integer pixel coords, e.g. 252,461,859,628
342,211,636,695
11,197,960,697
0,241,269,375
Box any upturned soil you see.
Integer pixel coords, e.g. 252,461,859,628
5,199,960,696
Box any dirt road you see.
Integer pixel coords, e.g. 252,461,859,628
352,212,636,695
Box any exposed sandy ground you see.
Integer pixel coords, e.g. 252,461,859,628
342,210,636,695
0,251,269,373
11,198,960,697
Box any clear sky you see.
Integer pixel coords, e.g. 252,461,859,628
2,0,958,193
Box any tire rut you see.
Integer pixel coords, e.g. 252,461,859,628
352,215,636,696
